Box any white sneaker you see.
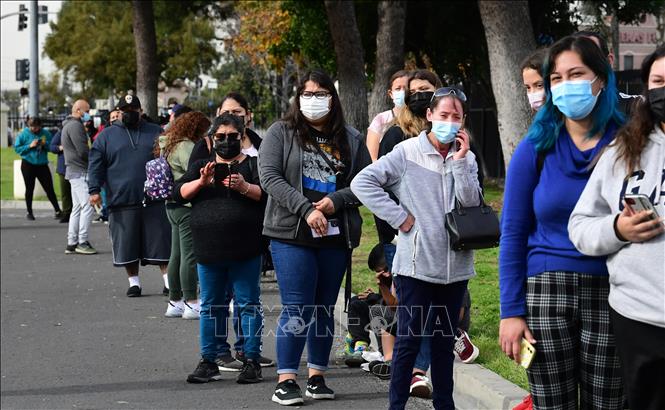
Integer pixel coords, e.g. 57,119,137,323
165,300,184,318
183,301,200,320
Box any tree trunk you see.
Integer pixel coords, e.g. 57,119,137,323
368,1,406,122
324,0,368,133
478,0,536,170
610,13,621,71
132,0,158,120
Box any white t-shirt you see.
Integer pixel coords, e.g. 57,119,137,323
368,109,395,140
242,145,258,157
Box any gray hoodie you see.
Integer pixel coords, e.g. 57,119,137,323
569,125,665,328
351,131,480,284
61,115,89,178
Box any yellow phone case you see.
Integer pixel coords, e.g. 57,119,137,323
519,338,536,369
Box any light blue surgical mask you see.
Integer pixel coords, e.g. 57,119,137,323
81,112,91,122
431,120,461,144
550,76,601,120
392,89,405,108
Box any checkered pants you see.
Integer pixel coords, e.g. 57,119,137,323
526,271,624,410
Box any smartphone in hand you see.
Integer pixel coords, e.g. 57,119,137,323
519,338,536,369
624,194,660,220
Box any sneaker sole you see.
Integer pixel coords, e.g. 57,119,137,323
182,312,200,320
64,250,76,254
271,394,304,406
186,374,223,383
164,312,184,318
75,249,98,255
259,362,275,367
236,376,263,384
344,357,365,367
409,382,432,399
371,363,391,380
127,293,141,298
306,390,335,400
218,366,242,372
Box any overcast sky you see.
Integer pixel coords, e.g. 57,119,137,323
0,0,62,91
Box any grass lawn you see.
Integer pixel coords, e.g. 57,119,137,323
1,147,62,201
351,180,528,390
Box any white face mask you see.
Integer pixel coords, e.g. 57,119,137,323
392,89,406,108
299,96,331,121
527,90,545,110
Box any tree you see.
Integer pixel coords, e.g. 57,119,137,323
368,1,406,121
478,0,536,170
132,0,159,119
324,0,368,132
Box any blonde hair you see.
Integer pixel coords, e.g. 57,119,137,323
393,107,428,138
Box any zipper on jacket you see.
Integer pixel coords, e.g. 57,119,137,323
412,229,419,275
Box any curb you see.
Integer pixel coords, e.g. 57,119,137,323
1,200,54,210
335,290,528,410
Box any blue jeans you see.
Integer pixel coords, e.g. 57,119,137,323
198,256,263,361
383,243,396,273
390,276,468,410
271,240,348,374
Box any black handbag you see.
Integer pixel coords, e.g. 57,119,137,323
445,194,500,251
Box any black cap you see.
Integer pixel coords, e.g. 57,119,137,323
117,94,141,110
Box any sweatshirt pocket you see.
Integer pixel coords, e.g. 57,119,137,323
411,229,419,274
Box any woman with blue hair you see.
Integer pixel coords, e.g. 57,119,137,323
498,35,625,409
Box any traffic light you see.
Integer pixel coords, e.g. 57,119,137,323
18,5,28,31
16,59,30,81
39,5,48,24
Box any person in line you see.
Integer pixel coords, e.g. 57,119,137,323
499,35,626,409
13,117,62,221
569,45,665,410
61,99,97,255
88,94,170,297
521,48,547,112
187,91,275,369
259,69,371,406
49,128,72,224
158,111,211,320
176,113,265,385
366,70,410,161
352,86,481,410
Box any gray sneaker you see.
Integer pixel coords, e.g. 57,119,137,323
75,241,98,255
216,355,244,372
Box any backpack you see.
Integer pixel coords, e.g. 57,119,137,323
144,155,174,203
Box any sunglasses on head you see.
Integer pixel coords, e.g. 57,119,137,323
214,132,241,140
431,87,467,103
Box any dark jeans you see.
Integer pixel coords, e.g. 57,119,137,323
390,276,468,410
610,307,665,410
58,173,72,216
347,294,382,346
20,160,60,215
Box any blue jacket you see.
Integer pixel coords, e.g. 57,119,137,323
14,127,52,165
88,120,162,208
49,130,66,175
498,124,618,319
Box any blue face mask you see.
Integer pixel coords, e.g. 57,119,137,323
392,89,405,108
81,112,91,122
431,120,461,144
550,76,601,120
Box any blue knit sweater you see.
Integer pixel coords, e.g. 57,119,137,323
498,124,617,319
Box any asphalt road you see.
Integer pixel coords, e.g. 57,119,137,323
0,209,477,410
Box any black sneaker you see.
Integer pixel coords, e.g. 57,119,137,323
65,244,77,254
59,215,69,223
54,211,63,220
236,358,262,384
162,286,169,296
187,359,223,383
272,379,304,406
126,285,142,297
370,360,392,380
306,375,335,400
216,354,243,372
26,213,35,221
257,355,275,367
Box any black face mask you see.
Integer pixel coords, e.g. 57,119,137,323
214,138,241,159
407,91,434,118
647,86,665,123
122,111,141,128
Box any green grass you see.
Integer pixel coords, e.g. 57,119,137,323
351,180,528,389
1,147,62,201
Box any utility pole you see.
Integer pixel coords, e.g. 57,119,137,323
29,0,39,118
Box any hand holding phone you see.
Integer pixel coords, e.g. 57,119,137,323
519,338,536,369
617,194,665,242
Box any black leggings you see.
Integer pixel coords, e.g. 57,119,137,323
20,160,60,215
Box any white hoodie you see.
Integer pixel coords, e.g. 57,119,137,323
569,125,665,328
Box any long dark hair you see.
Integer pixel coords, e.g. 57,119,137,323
283,69,350,160
526,35,624,152
612,45,665,174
